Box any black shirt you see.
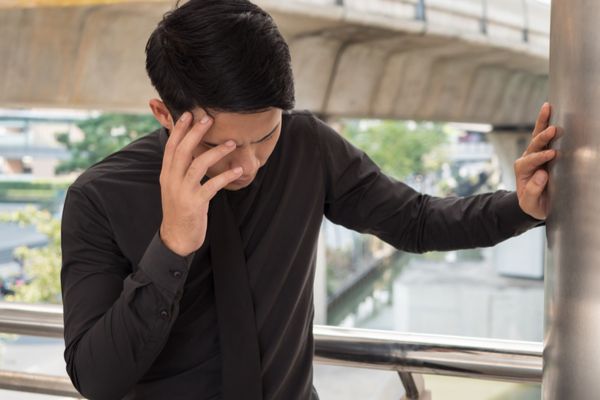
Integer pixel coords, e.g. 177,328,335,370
60,109,542,400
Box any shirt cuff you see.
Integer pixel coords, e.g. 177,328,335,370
137,229,194,298
496,190,546,235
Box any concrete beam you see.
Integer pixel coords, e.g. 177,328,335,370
0,0,550,124
0,0,163,8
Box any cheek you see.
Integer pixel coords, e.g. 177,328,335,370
255,148,268,166
258,138,279,166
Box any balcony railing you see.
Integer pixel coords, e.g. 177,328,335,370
0,302,542,399
287,0,551,60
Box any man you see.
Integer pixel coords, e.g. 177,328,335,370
60,0,556,399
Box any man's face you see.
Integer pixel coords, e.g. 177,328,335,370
188,107,282,191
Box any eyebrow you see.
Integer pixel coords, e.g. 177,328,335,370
203,122,281,147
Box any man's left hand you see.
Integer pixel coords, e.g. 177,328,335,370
514,102,557,220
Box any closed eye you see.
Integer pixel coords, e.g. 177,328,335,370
202,122,280,148
256,131,275,143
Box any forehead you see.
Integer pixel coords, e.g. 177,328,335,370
195,107,282,141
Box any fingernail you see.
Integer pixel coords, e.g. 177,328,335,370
233,167,243,174
225,140,236,148
180,112,190,122
200,114,211,124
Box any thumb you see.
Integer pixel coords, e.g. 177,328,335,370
523,170,547,207
519,170,548,219
532,169,548,187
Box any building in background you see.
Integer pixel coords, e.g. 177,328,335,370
0,109,90,178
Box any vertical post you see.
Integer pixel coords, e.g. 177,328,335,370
545,1,600,398
521,0,529,43
415,0,426,22
314,227,328,325
398,372,431,400
480,0,488,35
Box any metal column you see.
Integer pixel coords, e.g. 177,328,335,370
545,1,600,398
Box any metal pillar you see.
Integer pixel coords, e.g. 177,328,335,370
544,1,600,398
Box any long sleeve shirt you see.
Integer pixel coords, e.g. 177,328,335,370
60,109,543,400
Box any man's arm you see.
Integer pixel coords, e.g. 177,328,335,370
311,115,543,253
60,185,194,399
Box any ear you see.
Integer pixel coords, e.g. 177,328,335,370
149,98,175,130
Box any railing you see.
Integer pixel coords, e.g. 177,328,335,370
0,302,542,399
293,0,550,50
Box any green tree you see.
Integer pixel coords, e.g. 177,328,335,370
0,205,62,304
54,113,160,175
340,120,448,180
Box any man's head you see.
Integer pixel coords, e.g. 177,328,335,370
145,0,295,190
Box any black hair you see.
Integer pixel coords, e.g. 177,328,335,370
145,0,295,122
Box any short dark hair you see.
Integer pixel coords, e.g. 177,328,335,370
145,0,295,122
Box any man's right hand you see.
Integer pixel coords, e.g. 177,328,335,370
158,110,243,257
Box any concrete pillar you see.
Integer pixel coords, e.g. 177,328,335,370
543,1,600,398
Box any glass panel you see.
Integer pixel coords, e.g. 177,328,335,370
0,334,69,400
314,366,542,400
423,375,540,400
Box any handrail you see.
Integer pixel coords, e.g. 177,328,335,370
314,325,542,383
0,302,63,338
0,302,543,398
0,370,81,398
313,0,549,38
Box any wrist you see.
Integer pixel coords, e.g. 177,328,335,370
159,225,192,258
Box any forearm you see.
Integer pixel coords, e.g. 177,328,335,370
65,277,177,399
374,189,544,254
63,230,192,399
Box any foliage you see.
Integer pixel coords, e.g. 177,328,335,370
340,120,448,180
54,113,160,175
0,205,62,304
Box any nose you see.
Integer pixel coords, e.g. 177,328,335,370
229,146,260,178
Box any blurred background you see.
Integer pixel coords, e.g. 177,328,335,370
0,0,551,399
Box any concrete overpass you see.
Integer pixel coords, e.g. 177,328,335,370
0,0,550,125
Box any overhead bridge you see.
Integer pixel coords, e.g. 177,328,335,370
0,0,549,125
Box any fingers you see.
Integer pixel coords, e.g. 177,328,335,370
170,111,213,179
521,169,548,215
523,126,556,156
199,167,244,201
516,149,556,175
162,111,192,173
184,140,237,186
532,102,551,138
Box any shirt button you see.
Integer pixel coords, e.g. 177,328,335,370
172,270,182,279
159,309,169,319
